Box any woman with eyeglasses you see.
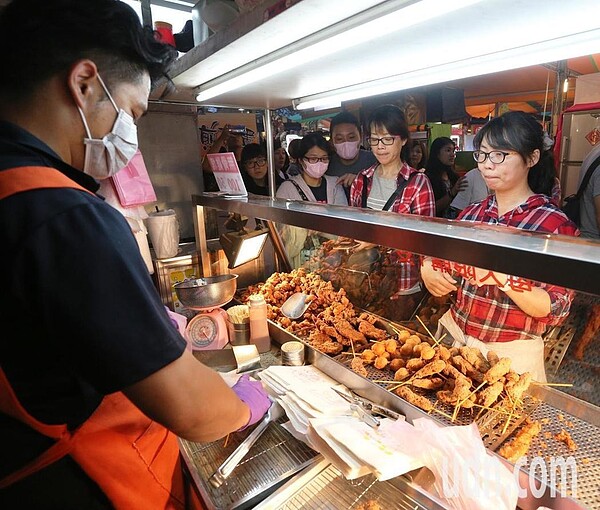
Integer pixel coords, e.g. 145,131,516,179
240,143,285,196
276,132,347,205
425,136,466,218
348,104,435,320
276,132,347,267
421,111,579,382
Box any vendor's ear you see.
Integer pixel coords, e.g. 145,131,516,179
528,149,541,168
67,59,100,110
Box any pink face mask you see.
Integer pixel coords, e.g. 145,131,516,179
334,141,360,160
303,160,328,179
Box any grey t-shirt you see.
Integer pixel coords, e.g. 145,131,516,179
580,162,600,239
326,149,377,177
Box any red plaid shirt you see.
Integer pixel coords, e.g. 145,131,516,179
450,194,579,343
350,163,435,290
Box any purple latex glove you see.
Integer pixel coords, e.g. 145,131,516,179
232,374,271,430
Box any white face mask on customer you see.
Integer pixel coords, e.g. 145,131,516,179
76,74,138,179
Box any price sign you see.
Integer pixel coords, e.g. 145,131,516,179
206,153,248,196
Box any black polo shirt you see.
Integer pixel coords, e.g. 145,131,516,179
0,122,186,506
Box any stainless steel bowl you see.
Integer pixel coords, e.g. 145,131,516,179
174,274,238,310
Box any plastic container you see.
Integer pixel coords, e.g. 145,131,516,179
248,294,270,353
146,209,179,259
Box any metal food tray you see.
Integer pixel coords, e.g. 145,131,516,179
255,459,448,510
267,318,600,510
180,416,319,510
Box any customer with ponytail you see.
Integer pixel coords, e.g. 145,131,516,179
421,111,578,382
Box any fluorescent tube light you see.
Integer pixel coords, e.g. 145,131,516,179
195,0,484,102
293,29,600,110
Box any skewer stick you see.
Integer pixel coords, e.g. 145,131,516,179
430,406,454,421
532,382,573,387
350,339,356,358
470,403,514,416
453,381,486,422
416,315,437,343
223,433,230,448
501,400,517,436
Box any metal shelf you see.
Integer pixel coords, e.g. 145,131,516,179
193,194,600,295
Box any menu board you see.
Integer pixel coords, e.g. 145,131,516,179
206,152,247,196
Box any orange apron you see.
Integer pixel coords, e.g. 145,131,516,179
0,166,188,509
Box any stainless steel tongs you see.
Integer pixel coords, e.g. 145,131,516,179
332,388,402,428
209,399,284,488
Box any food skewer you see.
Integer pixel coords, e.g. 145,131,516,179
532,382,573,387
415,315,438,343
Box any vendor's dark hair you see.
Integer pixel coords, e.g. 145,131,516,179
330,111,361,134
0,0,177,102
367,104,409,141
298,132,331,158
473,111,555,197
241,143,267,163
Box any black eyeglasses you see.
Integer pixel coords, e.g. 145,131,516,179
366,136,400,146
473,150,513,164
303,156,329,164
245,158,267,168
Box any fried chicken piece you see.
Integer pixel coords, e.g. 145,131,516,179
394,368,410,381
308,331,343,355
384,339,398,353
361,349,376,363
374,355,389,370
420,345,436,360
358,320,388,341
436,390,457,406
437,345,452,361
487,350,500,367
478,381,504,408
389,358,405,372
442,362,464,381
451,355,484,383
395,386,433,412
484,357,512,384
406,358,427,373
333,318,367,344
356,500,382,510
357,312,378,325
451,375,473,401
506,372,532,402
371,342,386,356
555,430,577,451
412,377,444,390
413,359,446,380
498,420,542,463
351,357,368,377
459,346,491,373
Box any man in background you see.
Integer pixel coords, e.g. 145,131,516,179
579,142,600,238
326,111,376,188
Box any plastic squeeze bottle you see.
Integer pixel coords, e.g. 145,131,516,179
248,294,271,353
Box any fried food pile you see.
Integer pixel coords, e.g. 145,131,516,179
244,268,395,355
359,338,533,419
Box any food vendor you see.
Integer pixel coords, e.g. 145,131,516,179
421,111,579,382
0,1,270,508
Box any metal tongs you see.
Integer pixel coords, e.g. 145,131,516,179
332,388,402,428
209,399,283,488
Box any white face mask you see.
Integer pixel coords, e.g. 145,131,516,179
334,141,360,160
77,74,138,179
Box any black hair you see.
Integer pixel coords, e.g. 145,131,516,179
241,143,267,164
287,138,302,160
330,111,361,135
425,137,459,200
298,132,331,159
367,104,410,141
0,0,178,102
473,111,555,196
